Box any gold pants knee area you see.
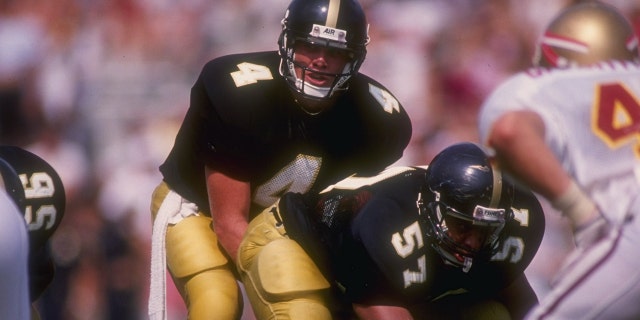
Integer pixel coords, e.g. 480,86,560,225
151,182,242,320
237,205,332,320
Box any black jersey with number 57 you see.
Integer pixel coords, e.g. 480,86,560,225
159,51,412,217
288,166,545,308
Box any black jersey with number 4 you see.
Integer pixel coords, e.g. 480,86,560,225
159,51,412,217
285,166,545,308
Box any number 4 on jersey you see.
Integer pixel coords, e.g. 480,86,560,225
369,84,400,114
593,83,640,157
231,62,273,87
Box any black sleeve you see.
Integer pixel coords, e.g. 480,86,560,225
29,242,55,302
496,273,538,320
508,184,546,273
468,183,546,297
279,191,413,306
189,74,257,180
350,75,413,172
339,195,420,304
279,192,332,275
188,55,284,181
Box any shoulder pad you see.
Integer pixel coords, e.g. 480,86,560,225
0,146,66,250
199,52,286,131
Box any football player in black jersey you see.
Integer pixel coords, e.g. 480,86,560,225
238,142,545,319
149,0,412,319
0,146,66,320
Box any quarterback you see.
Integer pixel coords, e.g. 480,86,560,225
148,0,412,319
479,2,640,319
238,142,545,319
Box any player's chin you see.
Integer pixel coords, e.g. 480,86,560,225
304,73,331,86
297,95,337,114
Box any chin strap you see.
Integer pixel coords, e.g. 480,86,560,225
462,257,473,273
296,79,331,98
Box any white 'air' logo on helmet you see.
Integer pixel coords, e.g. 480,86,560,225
310,24,347,43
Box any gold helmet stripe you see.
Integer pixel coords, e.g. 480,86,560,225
326,0,341,28
489,162,503,208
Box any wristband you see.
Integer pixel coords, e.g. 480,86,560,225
551,181,596,226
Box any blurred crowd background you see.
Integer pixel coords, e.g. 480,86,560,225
2,0,639,319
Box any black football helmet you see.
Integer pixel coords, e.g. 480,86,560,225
0,146,66,251
533,1,639,67
419,142,514,272
278,0,369,105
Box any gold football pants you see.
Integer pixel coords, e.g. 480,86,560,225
237,203,332,320
151,182,242,320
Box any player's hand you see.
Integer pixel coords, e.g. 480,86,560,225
573,214,610,249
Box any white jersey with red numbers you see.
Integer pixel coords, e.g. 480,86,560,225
0,190,30,320
479,62,640,225
479,62,640,320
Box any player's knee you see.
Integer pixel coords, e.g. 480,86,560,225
287,299,332,320
181,268,242,320
166,215,229,277
238,208,287,273
164,214,239,319
243,238,331,319
256,238,330,299
251,294,332,320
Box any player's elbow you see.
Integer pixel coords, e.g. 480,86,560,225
487,112,544,150
487,112,524,151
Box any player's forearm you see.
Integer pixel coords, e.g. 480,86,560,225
213,218,248,264
488,111,597,226
488,111,570,200
205,166,251,264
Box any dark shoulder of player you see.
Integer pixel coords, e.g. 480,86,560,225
346,168,427,283
196,51,291,131
469,181,545,294
339,73,412,168
502,181,545,268
347,72,412,127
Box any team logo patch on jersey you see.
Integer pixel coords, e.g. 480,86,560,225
310,24,347,43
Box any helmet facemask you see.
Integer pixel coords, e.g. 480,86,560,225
418,190,511,273
277,0,369,114
278,26,367,109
